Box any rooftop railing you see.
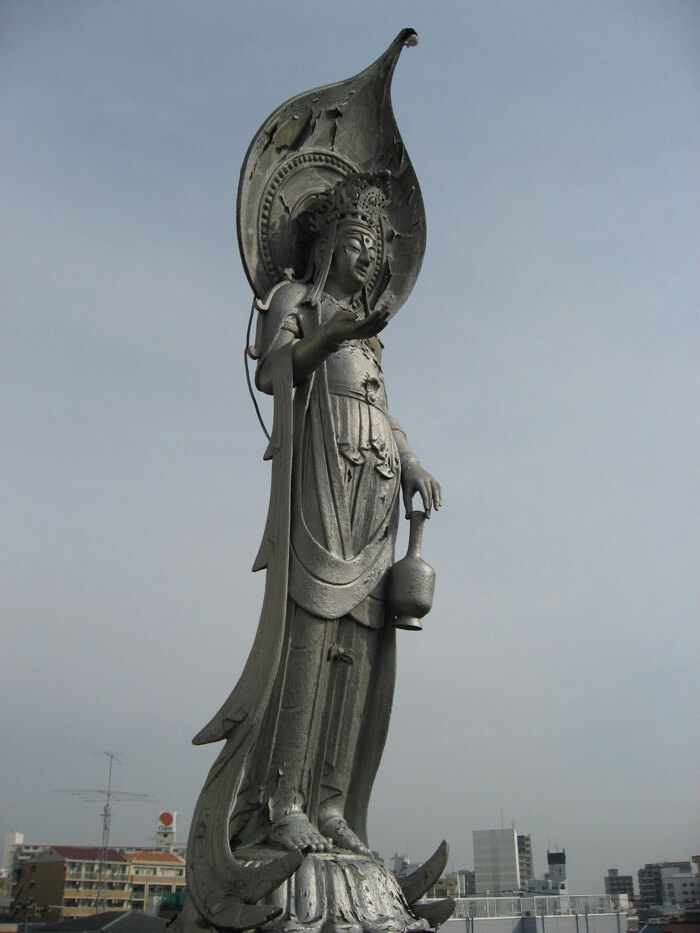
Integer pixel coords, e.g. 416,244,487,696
450,896,617,919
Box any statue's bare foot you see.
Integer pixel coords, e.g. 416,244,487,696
267,812,331,853
319,816,371,856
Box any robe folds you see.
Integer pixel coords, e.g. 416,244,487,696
186,281,404,904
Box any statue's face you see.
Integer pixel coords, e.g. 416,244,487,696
328,222,378,294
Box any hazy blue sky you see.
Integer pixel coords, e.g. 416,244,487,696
2,0,698,895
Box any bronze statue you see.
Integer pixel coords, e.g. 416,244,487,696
177,30,454,933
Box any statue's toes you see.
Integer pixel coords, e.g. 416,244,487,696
320,817,369,855
300,831,321,852
312,834,331,852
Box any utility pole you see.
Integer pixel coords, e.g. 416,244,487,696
56,752,152,913
96,752,117,912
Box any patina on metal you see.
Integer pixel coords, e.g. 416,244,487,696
176,29,452,933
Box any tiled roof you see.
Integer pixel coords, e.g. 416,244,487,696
50,846,126,862
122,851,184,864
43,911,126,932
43,911,167,933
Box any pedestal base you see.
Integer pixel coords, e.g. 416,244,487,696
175,847,438,933
256,849,429,933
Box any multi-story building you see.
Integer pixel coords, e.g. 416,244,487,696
3,834,50,876
2,833,25,873
11,846,187,922
457,870,476,898
517,836,534,887
12,846,130,922
391,854,421,879
547,850,567,893
604,868,634,900
123,851,186,913
473,829,520,895
430,871,476,899
659,864,699,909
638,862,691,907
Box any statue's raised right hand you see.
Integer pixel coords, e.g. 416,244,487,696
322,307,390,349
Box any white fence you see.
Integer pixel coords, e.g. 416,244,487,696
451,896,617,919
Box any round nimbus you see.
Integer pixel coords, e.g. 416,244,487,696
257,150,382,301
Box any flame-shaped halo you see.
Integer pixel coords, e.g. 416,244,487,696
237,29,426,318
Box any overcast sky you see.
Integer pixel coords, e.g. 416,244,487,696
2,0,698,896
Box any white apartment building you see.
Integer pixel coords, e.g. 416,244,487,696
473,829,521,895
660,865,700,908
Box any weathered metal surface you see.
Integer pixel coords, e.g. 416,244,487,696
412,900,457,929
237,28,426,320
248,849,430,933
387,510,436,631
397,841,450,907
179,29,450,933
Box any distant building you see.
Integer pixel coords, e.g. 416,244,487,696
0,866,11,900
638,862,691,907
391,854,421,879
525,878,554,894
11,846,186,922
433,874,459,899
473,829,520,895
4,812,185,893
12,846,130,922
431,871,476,899
517,836,534,887
123,852,186,914
391,853,474,900
457,870,476,898
547,850,567,893
659,864,699,909
604,869,634,900
2,834,25,874
5,837,49,876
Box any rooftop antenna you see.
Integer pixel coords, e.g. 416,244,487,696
55,752,153,912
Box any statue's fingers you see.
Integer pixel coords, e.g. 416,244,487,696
432,480,443,510
358,310,389,337
402,484,413,519
353,319,372,337
417,479,432,517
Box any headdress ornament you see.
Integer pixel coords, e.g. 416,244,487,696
303,172,392,234
236,29,426,319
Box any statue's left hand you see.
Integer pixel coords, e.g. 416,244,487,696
401,462,442,519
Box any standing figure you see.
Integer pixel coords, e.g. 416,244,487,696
250,172,441,856
182,30,453,933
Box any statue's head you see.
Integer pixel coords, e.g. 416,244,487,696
297,172,391,303
327,222,378,295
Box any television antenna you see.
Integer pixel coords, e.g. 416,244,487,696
55,751,153,912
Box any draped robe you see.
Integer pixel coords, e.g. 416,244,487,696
188,282,405,900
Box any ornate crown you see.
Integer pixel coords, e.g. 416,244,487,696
304,171,392,234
